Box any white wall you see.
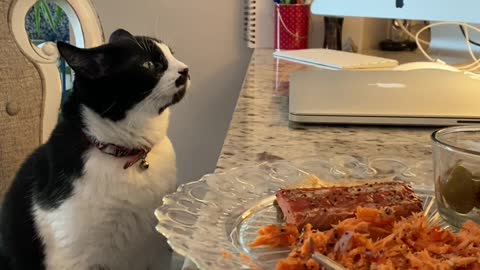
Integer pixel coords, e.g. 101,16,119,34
92,0,252,185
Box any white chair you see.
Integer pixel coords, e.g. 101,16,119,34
0,0,104,196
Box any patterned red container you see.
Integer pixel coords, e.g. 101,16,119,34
274,4,310,50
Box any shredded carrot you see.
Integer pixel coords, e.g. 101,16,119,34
222,250,232,260
249,224,299,248
240,253,263,270
251,207,480,270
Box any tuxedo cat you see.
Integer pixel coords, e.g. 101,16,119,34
0,29,190,270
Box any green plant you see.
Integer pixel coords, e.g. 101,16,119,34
33,0,63,35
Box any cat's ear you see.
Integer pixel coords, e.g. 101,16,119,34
109,29,135,43
57,42,106,79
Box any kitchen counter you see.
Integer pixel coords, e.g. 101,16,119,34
180,49,436,270
216,49,435,170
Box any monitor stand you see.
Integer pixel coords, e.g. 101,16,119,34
364,23,480,66
428,23,480,65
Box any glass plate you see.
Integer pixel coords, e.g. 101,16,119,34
155,155,447,270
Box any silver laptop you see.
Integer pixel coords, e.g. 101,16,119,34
289,70,480,126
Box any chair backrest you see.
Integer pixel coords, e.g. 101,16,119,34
0,0,104,196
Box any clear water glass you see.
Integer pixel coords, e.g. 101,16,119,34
432,126,480,228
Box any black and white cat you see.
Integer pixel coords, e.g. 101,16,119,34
0,29,190,270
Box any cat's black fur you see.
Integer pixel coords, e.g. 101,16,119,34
0,29,184,270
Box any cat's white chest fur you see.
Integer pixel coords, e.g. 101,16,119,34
34,130,176,270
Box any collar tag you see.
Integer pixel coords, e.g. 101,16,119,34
84,133,151,170
123,151,149,170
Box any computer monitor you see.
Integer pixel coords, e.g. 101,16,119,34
312,0,480,61
311,0,480,24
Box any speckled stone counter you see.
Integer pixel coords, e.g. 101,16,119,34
216,49,435,171
181,49,436,270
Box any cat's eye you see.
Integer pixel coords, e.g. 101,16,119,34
142,61,155,70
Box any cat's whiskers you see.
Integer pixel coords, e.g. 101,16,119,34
146,40,154,53
57,169,67,181
101,102,117,116
150,87,176,104
126,111,144,130
154,15,162,43
124,36,144,51
138,38,145,51
125,97,156,131
138,88,155,97
140,38,150,53
156,33,173,52
165,40,176,54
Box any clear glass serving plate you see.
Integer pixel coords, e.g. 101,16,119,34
155,155,447,270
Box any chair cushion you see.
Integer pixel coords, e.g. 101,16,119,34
0,0,44,197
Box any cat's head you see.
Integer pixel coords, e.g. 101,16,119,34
57,29,190,146
58,28,189,121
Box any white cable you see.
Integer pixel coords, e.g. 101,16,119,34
396,20,429,46
453,24,480,71
415,22,480,71
394,20,480,72
460,58,480,71
456,26,480,70
462,26,480,71
464,26,478,61
464,61,480,71
415,24,436,62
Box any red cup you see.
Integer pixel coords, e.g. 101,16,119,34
274,4,310,50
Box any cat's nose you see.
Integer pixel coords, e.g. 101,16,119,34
178,68,189,77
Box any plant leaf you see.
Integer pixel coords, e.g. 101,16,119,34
54,6,62,30
34,2,41,36
39,0,57,33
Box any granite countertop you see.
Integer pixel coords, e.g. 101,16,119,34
216,49,435,171
181,49,436,270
